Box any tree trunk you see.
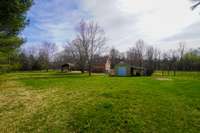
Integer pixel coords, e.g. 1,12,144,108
81,68,85,74
173,69,176,76
80,65,85,73
87,56,93,76
46,62,49,72
173,64,176,76
89,71,91,76
168,66,170,76
88,63,92,76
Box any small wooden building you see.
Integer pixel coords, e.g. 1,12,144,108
92,56,109,73
61,63,74,72
114,62,145,76
92,63,105,73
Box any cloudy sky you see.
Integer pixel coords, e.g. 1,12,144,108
22,0,200,51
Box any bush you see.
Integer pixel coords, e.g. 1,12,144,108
0,64,11,73
145,69,154,76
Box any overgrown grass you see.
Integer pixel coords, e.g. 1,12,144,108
0,71,200,133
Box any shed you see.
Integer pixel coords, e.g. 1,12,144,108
61,63,74,72
114,62,145,76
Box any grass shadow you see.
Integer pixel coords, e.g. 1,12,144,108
6,72,92,81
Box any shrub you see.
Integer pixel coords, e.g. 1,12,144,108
145,69,154,76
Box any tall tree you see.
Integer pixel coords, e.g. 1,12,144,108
19,51,30,70
145,46,154,71
153,48,161,70
66,39,87,73
0,0,33,71
76,20,106,76
109,48,121,69
39,42,57,72
177,42,186,70
127,47,137,66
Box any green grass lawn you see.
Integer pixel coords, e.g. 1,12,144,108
0,71,200,133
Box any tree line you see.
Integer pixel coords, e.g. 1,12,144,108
5,20,106,76
6,37,200,76
109,42,200,75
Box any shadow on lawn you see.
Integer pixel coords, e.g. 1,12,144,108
13,72,89,81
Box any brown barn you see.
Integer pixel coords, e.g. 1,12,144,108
92,56,110,73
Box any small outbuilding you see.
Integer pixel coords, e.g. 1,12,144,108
114,62,145,76
61,63,75,72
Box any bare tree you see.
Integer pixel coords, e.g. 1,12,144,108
127,47,137,66
62,45,75,64
157,49,162,70
145,46,154,70
76,20,106,76
135,40,145,67
170,50,179,76
153,48,161,70
161,52,170,75
52,43,77,70
178,42,186,60
39,42,57,72
109,48,121,69
66,38,87,73
126,40,145,67
177,42,186,70
53,52,65,70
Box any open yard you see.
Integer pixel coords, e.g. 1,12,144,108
0,71,200,133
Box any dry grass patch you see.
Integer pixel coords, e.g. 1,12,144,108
155,77,172,81
0,79,49,132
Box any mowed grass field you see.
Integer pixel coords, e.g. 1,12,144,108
0,71,200,133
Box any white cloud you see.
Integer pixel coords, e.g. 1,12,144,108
80,0,200,51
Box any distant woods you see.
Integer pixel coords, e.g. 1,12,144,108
14,38,200,75
19,42,57,71
109,42,200,74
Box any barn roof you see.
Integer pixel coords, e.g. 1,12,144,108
61,63,75,67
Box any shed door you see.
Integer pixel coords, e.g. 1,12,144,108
118,67,127,76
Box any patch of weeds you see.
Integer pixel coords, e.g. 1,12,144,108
100,92,113,98
95,101,113,111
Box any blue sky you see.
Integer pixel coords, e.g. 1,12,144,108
22,0,200,51
22,0,85,44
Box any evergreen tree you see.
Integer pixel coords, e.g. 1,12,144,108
0,0,33,72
